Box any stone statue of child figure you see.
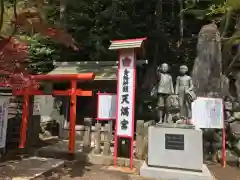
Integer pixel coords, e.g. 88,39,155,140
157,63,174,123
175,65,194,119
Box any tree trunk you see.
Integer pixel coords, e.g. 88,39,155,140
60,0,66,28
226,17,240,101
233,45,240,102
0,0,4,31
142,0,162,90
179,0,184,42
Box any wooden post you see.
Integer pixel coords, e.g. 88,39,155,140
91,126,95,147
78,125,85,141
103,123,111,155
136,120,144,159
69,80,77,153
94,123,101,154
83,117,92,147
142,121,153,160
26,97,40,147
108,120,113,141
75,125,85,141
58,115,65,139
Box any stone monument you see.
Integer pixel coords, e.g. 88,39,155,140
156,63,174,123
140,124,214,180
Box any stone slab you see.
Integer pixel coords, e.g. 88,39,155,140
156,123,195,129
105,166,137,174
140,161,214,180
0,156,64,180
148,126,203,171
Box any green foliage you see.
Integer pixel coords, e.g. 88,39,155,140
62,0,153,61
26,35,55,57
48,0,199,69
226,0,240,10
18,34,57,73
3,0,225,75
183,1,228,21
227,31,240,45
184,0,240,76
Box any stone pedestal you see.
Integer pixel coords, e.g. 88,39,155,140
148,124,203,171
140,162,213,180
140,124,214,180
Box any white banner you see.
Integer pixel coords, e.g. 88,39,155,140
97,94,116,120
0,98,9,148
192,97,224,129
116,49,135,137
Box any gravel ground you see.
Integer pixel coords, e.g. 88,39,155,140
34,161,154,180
33,161,240,180
208,163,240,180
1,146,240,180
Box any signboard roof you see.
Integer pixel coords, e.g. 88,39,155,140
109,37,147,50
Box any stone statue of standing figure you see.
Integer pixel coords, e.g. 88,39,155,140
175,65,194,119
157,63,174,123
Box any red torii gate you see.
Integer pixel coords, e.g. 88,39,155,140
13,73,95,153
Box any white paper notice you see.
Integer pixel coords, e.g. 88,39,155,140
0,98,9,148
192,97,224,129
97,94,116,120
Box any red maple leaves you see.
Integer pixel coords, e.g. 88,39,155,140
42,27,78,51
14,11,78,50
0,37,32,89
0,5,78,90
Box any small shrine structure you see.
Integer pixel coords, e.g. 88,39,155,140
14,73,95,153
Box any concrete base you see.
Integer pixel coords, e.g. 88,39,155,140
140,161,214,180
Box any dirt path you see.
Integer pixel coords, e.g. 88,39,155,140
35,162,154,180
34,161,240,180
1,148,240,180
208,164,240,180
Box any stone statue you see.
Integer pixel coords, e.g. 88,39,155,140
157,63,174,123
175,65,194,119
